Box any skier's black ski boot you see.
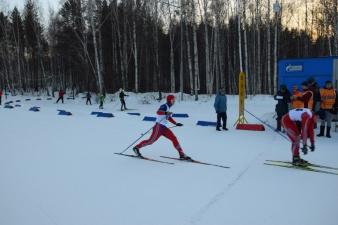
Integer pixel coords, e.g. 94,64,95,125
133,147,143,157
292,156,308,167
179,153,192,161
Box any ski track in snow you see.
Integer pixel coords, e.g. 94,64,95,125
189,151,265,225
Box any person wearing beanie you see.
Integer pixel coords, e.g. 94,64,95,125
133,94,191,160
282,108,316,166
317,80,337,138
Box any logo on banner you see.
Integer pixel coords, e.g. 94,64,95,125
286,64,303,72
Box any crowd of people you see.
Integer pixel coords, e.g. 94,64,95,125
274,77,337,165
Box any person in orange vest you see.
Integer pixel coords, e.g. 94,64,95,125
290,85,304,109
317,80,337,138
296,82,314,109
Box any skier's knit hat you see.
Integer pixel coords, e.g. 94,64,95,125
166,94,175,103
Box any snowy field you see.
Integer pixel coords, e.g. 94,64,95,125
1,93,338,225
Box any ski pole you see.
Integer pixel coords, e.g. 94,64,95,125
119,116,167,154
244,109,289,141
119,125,155,154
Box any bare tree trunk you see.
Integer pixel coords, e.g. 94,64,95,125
89,0,104,94
237,0,243,72
335,0,338,55
243,0,249,94
185,23,194,95
267,0,271,94
133,0,138,92
192,0,199,100
202,0,211,94
180,0,185,100
256,0,261,94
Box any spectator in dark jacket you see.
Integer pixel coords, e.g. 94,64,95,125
119,88,129,111
86,92,92,105
307,77,320,111
0,90,2,105
274,84,291,131
214,88,228,131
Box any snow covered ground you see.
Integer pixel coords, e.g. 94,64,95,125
1,93,338,225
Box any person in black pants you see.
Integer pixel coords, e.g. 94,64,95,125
214,88,228,131
274,84,291,131
56,89,65,104
119,88,128,111
86,92,92,105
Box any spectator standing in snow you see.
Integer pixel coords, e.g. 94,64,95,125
133,95,191,160
56,89,65,104
317,80,337,138
0,89,2,105
307,77,321,112
86,92,92,105
274,84,291,131
214,88,228,131
99,93,105,109
119,88,128,111
282,108,316,166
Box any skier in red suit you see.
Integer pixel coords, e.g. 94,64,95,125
133,95,191,160
281,108,316,166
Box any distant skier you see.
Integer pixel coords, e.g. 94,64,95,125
86,92,92,105
133,95,191,160
99,93,105,109
0,89,2,105
281,108,316,166
119,88,128,111
56,89,65,104
214,88,228,131
274,84,291,131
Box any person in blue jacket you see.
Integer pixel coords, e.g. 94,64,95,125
214,88,228,131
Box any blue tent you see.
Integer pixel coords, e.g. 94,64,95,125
278,56,338,90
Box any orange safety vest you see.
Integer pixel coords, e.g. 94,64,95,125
320,88,336,109
292,91,304,109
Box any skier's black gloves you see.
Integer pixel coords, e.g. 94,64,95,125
310,144,315,152
176,123,183,127
301,145,308,155
165,111,173,116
